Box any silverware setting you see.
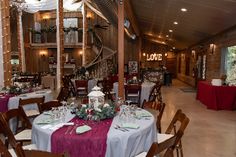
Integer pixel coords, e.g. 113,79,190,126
114,124,129,132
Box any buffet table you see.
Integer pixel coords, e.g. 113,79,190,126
196,81,236,110
113,82,155,103
32,109,156,157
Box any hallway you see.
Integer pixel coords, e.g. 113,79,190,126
161,80,236,157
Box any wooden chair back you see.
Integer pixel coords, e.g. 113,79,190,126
57,87,70,102
143,100,166,133
19,97,45,120
3,108,32,132
125,84,142,106
40,100,62,112
165,110,190,157
145,110,189,157
0,113,68,157
0,113,23,157
0,139,12,157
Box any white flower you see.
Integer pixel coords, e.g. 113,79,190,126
16,88,20,91
103,103,110,107
82,104,87,108
95,107,102,112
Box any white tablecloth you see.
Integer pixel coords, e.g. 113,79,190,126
32,109,157,157
71,79,98,93
41,75,56,90
113,82,155,104
8,89,53,132
8,89,53,110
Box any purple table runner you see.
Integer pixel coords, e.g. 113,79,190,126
0,94,14,112
51,117,113,157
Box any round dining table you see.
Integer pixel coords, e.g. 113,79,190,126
32,108,157,157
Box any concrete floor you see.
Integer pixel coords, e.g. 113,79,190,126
161,79,236,157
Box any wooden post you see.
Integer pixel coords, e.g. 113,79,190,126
0,0,12,86
56,0,64,89
118,0,124,99
82,4,87,66
17,10,26,72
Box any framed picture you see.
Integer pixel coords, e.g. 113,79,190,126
128,61,138,74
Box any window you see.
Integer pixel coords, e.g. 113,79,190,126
225,46,236,85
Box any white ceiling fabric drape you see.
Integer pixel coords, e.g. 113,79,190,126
17,0,108,22
19,0,108,22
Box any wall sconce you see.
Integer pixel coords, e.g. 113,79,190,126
210,43,216,54
191,50,196,58
79,50,83,55
164,53,168,57
181,53,185,60
143,53,146,57
42,14,50,20
86,12,93,19
39,50,47,57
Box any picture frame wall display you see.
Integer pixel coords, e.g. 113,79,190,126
128,61,138,74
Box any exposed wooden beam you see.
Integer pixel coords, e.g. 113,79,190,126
1,0,12,86
124,0,140,36
118,0,124,99
56,0,64,89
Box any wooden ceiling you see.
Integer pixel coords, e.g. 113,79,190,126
130,0,236,49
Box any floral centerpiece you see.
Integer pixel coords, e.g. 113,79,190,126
76,86,116,121
76,103,116,121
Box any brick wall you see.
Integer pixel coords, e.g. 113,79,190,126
177,27,236,87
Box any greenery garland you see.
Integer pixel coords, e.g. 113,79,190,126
76,103,116,121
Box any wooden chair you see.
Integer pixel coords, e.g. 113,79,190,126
143,100,166,133
57,87,70,102
75,80,88,97
40,100,62,112
0,113,68,157
2,108,32,148
62,76,77,97
136,109,189,157
102,78,115,101
0,139,12,157
18,97,45,122
125,84,142,106
148,82,162,103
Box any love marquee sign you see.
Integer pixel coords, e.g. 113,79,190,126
146,53,163,61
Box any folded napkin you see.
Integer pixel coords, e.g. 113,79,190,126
135,111,152,119
121,123,140,129
76,125,91,134
43,111,53,116
36,119,52,125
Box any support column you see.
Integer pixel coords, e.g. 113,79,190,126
56,0,64,89
17,10,26,72
1,0,12,87
82,4,87,66
0,0,3,87
118,0,124,99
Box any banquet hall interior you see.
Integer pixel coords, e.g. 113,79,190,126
0,0,236,157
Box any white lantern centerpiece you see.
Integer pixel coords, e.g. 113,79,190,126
88,86,105,110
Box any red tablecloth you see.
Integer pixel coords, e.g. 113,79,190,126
196,81,236,110
0,94,14,112
51,117,113,157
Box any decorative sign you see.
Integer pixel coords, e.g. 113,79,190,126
146,53,163,61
